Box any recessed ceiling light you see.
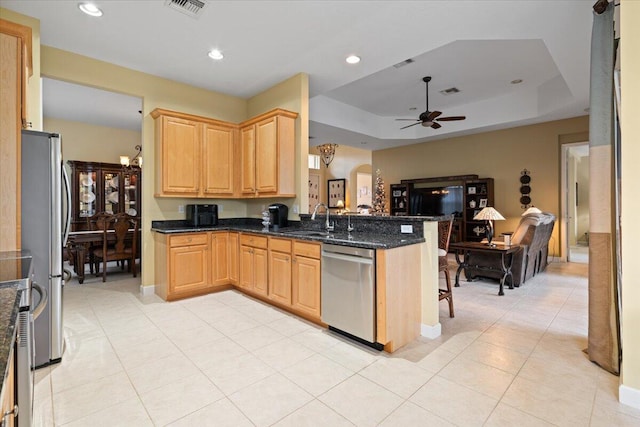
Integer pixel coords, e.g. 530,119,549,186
346,55,361,64
510,79,523,84
208,49,224,60
78,2,103,17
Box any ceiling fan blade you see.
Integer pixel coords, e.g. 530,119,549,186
400,122,421,130
431,122,442,129
436,116,466,121
427,111,442,121
395,118,420,121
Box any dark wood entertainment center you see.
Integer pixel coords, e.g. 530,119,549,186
390,175,494,243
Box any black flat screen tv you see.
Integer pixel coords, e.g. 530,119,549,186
409,185,463,217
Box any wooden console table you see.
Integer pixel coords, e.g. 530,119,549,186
449,241,521,296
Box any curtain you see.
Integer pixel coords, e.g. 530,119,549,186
587,2,620,375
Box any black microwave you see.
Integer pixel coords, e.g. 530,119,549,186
186,204,218,227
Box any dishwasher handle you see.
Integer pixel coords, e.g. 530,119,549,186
321,250,374,265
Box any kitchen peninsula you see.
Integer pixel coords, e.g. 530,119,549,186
152,214,443,352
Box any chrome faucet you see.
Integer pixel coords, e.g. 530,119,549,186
311,202,334,232
347,212,355,233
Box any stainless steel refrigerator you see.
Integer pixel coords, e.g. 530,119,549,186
21,129,70,367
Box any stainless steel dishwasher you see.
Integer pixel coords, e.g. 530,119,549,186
321,243,382,349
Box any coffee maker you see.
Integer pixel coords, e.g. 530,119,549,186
268,203,289,230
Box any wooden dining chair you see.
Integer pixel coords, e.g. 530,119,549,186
438,217,455,318
92,212,138,282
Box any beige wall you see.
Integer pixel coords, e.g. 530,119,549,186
322,145,372,212
44,117,141,165
0,8,42,130
373,116,589,256
620,0,640,407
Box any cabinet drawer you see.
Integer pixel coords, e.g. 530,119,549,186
293,240,321,259
170,233,208,247
269,237,292,253
240,233,268,249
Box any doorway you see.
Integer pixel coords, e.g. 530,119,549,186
561,142,589,263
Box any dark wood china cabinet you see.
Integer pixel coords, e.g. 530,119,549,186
67,160,141,231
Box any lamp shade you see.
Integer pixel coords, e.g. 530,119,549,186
336,200,344,209
473,207,505,221
522,206,542,216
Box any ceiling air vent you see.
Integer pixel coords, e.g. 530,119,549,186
165,0,207,18
440,87,460,95
393,58,414,69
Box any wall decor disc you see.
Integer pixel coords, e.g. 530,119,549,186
520,174,531,184
520,195,531,205
520,185,531,194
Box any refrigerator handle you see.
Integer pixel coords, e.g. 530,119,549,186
31,281,48,321
62,165,71,247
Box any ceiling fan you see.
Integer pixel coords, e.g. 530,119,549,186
397,76,466,130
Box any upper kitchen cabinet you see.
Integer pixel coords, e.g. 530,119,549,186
239,109,297,198
152,108,297,199
151,109,237,198
0,19,32,251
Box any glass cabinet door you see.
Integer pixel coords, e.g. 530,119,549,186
122,171,140,216
103,171,120,214
78,171,97,218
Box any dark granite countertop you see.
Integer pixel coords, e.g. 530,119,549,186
150,215,447,249
0,285,21,394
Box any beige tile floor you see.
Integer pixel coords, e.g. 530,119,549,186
32,260,640,426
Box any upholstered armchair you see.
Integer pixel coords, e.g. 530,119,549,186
464,212,556,286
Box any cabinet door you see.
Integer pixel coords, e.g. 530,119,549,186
255,117,278,193
76,169,98,219
169,244,208,295
228,232,239,284
162,116,200,194
239,245,253,290
240,125,256,194
122,169,141,216
210,232,229,286
269,250,292,306
102,170,120,214
253,247,268,296
292,255,321,319
202,124,235,195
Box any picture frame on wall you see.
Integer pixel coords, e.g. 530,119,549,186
479,198,488,208
328,178,346,208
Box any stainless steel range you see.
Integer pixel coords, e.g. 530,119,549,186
0,251,47,427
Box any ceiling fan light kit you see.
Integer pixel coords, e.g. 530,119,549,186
397,76,466,130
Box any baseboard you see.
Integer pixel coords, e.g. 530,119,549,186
619,384,640,410
140,284,155,296
421,323,441,339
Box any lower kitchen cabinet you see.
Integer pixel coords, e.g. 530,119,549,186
268,237,292,306
228,232,239,284
168,234,209,298
292,241,321,319
0,345,16,427
210,231,229,286
239,234,268,296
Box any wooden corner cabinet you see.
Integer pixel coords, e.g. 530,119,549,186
67,160,141,231
464,178,495,242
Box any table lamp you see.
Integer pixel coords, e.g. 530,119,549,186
473,207,505,246
336,199,345,215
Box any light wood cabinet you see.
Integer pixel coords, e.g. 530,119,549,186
239,109,297,198
169,233,209,296
268,237,292,306
151,109,237,198
210,231,229,286
228,232,239,284
292,241,321,319
202,124,235,196
239,234,268,296
0,19,32,251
